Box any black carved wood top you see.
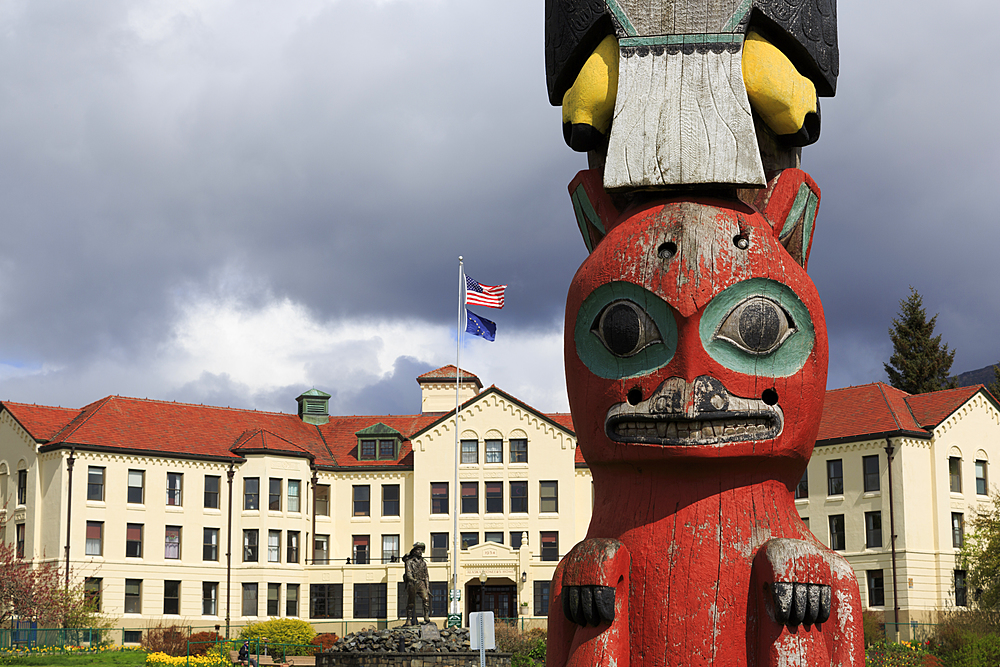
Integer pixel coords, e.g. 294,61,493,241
751,0,838,96
545,0,613,105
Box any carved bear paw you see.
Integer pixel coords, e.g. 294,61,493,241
556,538,630,626
753,537,844,630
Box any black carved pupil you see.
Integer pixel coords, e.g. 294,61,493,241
738,301,780,351
602,304,641,355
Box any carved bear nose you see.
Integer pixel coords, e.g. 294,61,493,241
693,376,730,413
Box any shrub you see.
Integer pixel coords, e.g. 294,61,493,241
864,610,886,646
865,640,931,667
311,633,340,653
494,625,545,667
238,618,316,651
142,624,190,657
188,631,221,657
945,633,1000,667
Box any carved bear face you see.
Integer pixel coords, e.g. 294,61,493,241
564,196,827,476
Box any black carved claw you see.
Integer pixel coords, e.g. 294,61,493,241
771,582,831,628
562,585,615,626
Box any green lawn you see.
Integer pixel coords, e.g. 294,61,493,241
1,650,147,666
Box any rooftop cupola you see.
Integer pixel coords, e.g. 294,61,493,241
416,366,482,413
296,388,331,425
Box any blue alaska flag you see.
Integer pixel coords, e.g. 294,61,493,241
466,309,497,341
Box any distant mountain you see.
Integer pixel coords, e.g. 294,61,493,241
953,363,999,388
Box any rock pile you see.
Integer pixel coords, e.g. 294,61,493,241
325,626,472,654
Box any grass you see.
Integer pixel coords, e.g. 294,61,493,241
0,649,147,666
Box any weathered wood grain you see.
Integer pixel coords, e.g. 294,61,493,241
604,46,765,189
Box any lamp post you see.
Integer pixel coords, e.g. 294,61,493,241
478,572,488,667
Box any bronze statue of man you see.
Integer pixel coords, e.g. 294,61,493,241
402,542,431,625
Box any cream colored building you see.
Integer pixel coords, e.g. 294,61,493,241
797,382,1000,636
0,367,587,637
5,368,996,640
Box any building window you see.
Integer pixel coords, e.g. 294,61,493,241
87,466,105,501
950,456,962,493
123,631,142,644
204,475,220,509
431,482,449,514
867,570,885,607
15,523,24,558
203,582,218,616
485,482,503,513
510,438,528,463
802,518,809,529
541,532,559,561
485,532,503,544
163,580,180,615
165,526,181,559
267,583,281,616
378,439,395,459
865,511,882,548
827,460,843,496
829,515,845,551
353,535,370,564
795,470,808,499
976,460,988,496
269,478,282,511
431,582,448,617
360,439,377,459
461,532,479,549
510,482,528,513
242,583,258,617
128,470,145,504
955,570,967,607
485,439,502,464
461,439,478,464
166,472,183,506
952,512,964,548
382,484,400,516
540,481,559,513
310,583,343,619
287,531,300,564
288,480,301,512
204,528,219,561
126,524,143,558
268,530,281,563
244,478,260,510
510,531,524,550
863,455,880,492
124,579,142,614
314,484,330,516
353,583,387,619
85,521,103,556
461,482,478,514
314,535,329,564
286,584,300,617
353,485,370,516
534,581,550,616
16,470,27,505
84,578,102,611
430,532,448,562
383,534,400,563
244,530,258,562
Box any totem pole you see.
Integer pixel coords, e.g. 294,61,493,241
544,0,863,665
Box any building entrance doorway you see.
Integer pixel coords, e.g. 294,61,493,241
466,580,516,621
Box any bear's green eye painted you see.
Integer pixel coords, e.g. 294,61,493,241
715,297,795,355
699,278,815,378
593,300,662,358
575,282,678,379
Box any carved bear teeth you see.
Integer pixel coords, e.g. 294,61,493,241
608,415,778,444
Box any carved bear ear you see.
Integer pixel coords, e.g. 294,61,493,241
748,168,821,270
568,169,619,253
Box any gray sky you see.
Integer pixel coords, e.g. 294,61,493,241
0,0,996,416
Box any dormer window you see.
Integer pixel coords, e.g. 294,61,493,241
355,423,403,461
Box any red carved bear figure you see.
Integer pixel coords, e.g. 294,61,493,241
549,170,864,667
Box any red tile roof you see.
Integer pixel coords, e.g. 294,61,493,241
416,365,483,389
817,382,983,443
2,402,81,441
232,429,315,459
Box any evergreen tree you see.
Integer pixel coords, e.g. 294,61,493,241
884,287,956,394
988,364,1000,402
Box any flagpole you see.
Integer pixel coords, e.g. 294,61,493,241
451,256,464,623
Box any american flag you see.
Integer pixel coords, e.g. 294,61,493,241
465,276,506,309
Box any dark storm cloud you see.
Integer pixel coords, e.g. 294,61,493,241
0,0,996,413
